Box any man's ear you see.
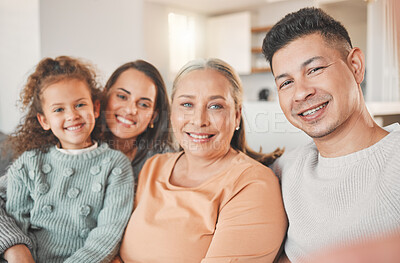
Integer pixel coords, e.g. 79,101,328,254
37,113,51,130
347,47,365,85
94,100,101,118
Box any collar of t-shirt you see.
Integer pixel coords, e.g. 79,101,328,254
55,141,98,155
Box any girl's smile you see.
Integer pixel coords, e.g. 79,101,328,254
37,79,100,149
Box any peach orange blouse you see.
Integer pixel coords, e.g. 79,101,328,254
118,151,287,263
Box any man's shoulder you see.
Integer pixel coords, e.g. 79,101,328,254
380,123,400,156
280,141,317,163
271,141,318,177
381,124,400,165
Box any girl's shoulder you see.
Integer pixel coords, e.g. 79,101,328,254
7,149,45,177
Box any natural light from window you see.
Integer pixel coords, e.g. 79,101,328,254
168,12,196,75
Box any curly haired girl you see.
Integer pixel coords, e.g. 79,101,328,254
4,56,134,263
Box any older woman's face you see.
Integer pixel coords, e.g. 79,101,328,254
105,69,156,140
171,69,240,159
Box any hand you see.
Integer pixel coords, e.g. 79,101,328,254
306,233,400,263
3,244,35,263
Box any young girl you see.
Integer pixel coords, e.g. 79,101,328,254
5,56,134,263
0,60,173,262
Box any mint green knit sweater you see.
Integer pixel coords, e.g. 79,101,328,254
5,143,134,263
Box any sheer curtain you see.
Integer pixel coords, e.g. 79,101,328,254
366,0,400,102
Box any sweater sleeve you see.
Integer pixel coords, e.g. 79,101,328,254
202,166,288,263
0,174,33,255
4,160,36,257
64,154,134,263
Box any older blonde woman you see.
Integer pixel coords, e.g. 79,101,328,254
113,58,287,263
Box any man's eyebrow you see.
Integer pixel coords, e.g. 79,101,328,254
301,56,324,68
275,73,290,82
274,56,324,82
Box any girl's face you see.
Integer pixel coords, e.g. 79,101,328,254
37,79,100,149
171,69,240,160
105,68,157,141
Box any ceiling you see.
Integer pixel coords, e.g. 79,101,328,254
144,0,296,15
144,0,366,16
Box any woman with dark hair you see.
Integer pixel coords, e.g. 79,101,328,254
112,58,287,263
101,60,173,181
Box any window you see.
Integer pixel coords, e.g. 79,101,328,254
168,12,196,75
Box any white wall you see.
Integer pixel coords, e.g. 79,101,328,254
0,0,41,133
40,0,145,81
143,2,171,89
255,0,314,26
0,0,146,133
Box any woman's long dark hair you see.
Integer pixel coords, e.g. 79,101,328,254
101,60,172,167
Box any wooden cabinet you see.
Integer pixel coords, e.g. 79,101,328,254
206,12,273,75
206,12,251,75
251,26,272,73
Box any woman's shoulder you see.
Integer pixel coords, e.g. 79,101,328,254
217,152,282,208
144,151,182,166
135,152,183,190
236,151,274,173
138,151,182,179
228,151,278,185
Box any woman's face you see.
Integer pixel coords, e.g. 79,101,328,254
171,69,240,159
105,68,157,141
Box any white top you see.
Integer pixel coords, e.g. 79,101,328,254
272,123,400,262
56,141,98,155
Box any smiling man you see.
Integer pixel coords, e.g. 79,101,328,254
263,7,400,262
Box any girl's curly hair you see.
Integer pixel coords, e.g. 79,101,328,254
8,56,103,158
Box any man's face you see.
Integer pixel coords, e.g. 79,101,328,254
272,33,363,139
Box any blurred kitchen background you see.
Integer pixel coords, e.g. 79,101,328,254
1,0,399,153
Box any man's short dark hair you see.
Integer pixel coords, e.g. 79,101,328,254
262,7,353,70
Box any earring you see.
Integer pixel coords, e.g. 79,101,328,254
235,126,240,131
149,123,154,129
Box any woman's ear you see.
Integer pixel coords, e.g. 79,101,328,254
94,100,101,118
235,106,242,129
347,47,365,85
37,113,51,130
150,111,159,127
